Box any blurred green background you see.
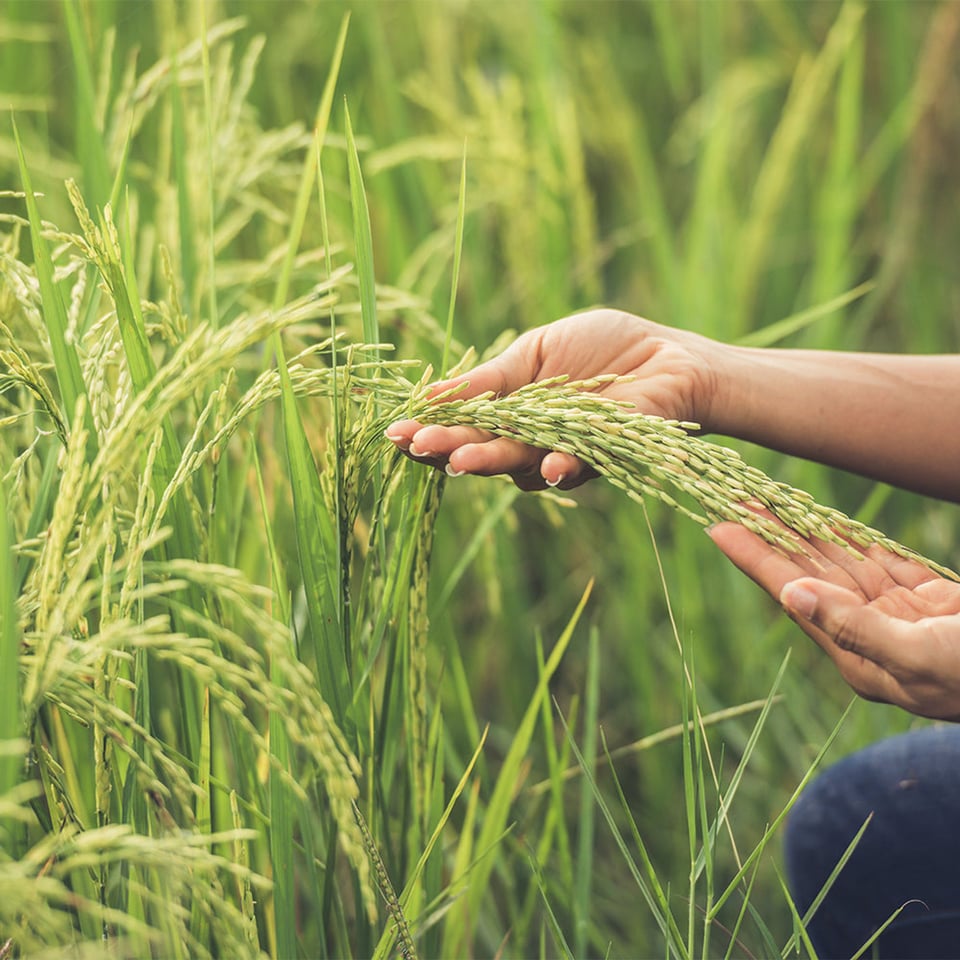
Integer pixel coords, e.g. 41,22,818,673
3,0,959,955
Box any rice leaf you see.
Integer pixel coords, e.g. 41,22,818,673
558,711,683,954
691,653,791,882
445,581,592,957
13,119,94,452
344,101,380,357
709,700,856,919
573,627,600,959
198,0,218,329
273,12,350,312
161,3,198,312
63,0,112,208
254,447,299,959
275,344,348,720
732,2,865,328
190,687,213,950
778,814,872,957
441,143,467,375
736,280,875,348
268,658,297,960
0,475,22,807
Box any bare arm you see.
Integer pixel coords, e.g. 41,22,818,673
387,309,960,503
709,347,960,503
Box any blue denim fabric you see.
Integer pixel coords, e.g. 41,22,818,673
785,725,960,958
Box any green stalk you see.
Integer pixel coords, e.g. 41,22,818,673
272,13,350,313
198,0,218,329
445,582,592,957
13,121,96,456
0,474,22,810
190,688,212,951
254,449,298,960
63,0,112,209
441,144,467,376
344,102,380,358
573,627,600,959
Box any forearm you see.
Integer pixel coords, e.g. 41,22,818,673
708,346,960,503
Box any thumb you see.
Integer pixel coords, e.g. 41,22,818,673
779,578,906,662
429,334,539,402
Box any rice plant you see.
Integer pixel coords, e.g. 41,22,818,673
2,2,957,957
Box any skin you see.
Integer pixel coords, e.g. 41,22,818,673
386,308,960,719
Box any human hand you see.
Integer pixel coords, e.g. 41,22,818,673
385,309,723,490
708,522,960,722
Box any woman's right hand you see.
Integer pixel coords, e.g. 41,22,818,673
385,309,727,490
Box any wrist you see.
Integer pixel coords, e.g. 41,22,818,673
699,341,756,439
648,324,743,436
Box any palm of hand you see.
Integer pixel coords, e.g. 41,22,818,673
502,310,712,422
853,575,960,721
710,522,960,722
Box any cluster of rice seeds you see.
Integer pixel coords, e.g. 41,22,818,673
353,801,418,960
403,375,959,581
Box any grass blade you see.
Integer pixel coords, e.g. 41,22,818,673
441,143,467,375
63,0,112,208
344,101,380,356
709,700,856,919
573,627,600,959
736,281,875,348
562,714,684,955
275,345,348,721
13,119,94,451
779,814,872,957
254,448,299,960
731,2,865,329
0,475,22,806
273,12,350,312
444,581,592,957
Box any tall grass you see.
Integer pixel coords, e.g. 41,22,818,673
1,1,958,956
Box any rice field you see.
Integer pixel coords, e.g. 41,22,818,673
1,1,959,957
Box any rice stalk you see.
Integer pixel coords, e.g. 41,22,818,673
354,801,418,960
409,475,442,802
400,374,958,580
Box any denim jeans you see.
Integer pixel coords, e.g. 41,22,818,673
784,725,960,958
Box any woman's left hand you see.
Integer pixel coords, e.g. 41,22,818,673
708,523,960,722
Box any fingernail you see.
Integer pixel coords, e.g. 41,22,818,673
444,463,466,478
384,427,408,449
781,582,817,619
408,443,434,458
545,473,566,488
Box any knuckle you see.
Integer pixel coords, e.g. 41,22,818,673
827,606,864,653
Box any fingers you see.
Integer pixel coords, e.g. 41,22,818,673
427,332,541,403
710,512,932,602
540,451,594,488
384,420,591,488
778,579,912,659
384,421,502,468
777,577,960,717
861,542,943,590
385,332,594,487
706,522,818,596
